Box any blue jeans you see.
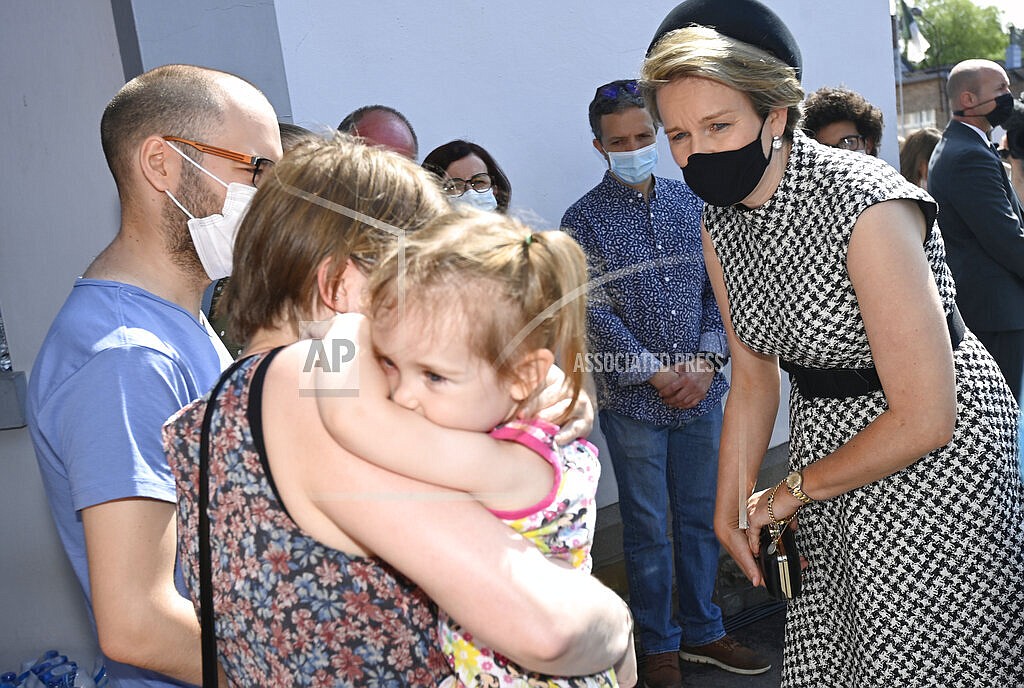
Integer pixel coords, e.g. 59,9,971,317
600,405,725,654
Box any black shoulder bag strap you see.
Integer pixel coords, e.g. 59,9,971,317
197,355,252,687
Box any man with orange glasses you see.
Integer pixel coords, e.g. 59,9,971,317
27,64,281,687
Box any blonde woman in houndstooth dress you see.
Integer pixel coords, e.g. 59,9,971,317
641,4,1024,686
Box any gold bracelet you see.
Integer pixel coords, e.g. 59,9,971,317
767,481,793,528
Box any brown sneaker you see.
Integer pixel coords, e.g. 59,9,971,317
679,635,771,675
641,651,683,688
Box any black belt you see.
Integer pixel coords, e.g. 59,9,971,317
779,306,966,399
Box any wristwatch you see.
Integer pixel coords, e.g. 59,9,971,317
784,470,814,504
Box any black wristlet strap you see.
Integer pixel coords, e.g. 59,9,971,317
198,356,250,687
779,305,966,399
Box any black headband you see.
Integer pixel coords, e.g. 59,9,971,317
648,0,803,81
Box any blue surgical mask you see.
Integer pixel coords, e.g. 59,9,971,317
451,187,499,212
607,143,658,185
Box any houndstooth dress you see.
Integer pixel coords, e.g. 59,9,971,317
705,132,1024,687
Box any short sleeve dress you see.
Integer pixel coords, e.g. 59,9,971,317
704,132,1024,687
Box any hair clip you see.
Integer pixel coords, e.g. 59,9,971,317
523,233,534,246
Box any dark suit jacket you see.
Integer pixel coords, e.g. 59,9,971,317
929,120,1024,331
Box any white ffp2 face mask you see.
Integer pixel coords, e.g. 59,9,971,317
164,142,257,280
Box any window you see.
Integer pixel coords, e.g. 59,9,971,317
899,110,937,139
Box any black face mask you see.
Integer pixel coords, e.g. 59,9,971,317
682,117,774,207
954,92,1015,127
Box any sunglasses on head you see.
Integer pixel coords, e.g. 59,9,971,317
597,81,640,101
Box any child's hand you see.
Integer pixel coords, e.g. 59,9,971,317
535,365,595,444
536,362,593,444
552,391,595,445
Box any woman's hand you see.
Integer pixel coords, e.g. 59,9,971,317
703,225,781,588
714,501,762,589
745,484,801,556
614,632,638,688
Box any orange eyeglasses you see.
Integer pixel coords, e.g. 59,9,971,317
163,136,275,187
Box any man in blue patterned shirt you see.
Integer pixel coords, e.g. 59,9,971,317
561,80,769,687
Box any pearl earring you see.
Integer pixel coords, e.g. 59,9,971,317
771,136,782,150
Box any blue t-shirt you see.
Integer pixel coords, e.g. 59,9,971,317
27,279,231,688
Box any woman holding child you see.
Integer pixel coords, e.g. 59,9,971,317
163,135,635,686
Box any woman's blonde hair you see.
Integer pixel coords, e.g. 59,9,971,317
641,26,804,139
367,210,589,425
226,133,449,344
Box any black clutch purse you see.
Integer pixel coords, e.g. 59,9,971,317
758,524,801,600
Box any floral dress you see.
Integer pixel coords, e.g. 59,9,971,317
164,348,451,687
439,419,617,688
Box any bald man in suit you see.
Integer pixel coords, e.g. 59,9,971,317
929,59,1024,404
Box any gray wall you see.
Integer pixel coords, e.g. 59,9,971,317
115,0,292,120
0,0,124,668
277,0,900,229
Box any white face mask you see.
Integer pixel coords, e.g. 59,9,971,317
164,142,257,280
451,187,499,212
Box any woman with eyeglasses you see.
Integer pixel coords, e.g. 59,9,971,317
643,0,1024,685
423,139,512,212
801,86,883,156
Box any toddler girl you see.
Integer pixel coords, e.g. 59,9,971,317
316,209,631,687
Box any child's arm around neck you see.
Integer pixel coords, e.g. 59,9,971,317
314,314,555,512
